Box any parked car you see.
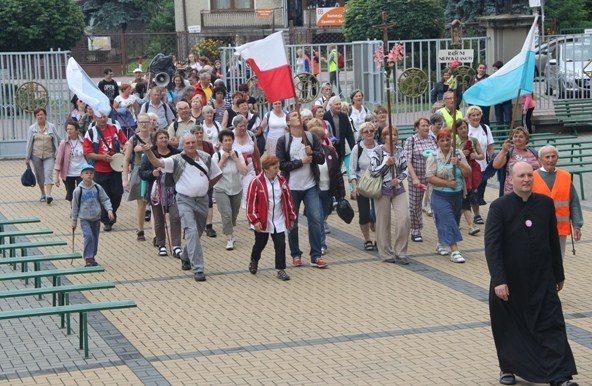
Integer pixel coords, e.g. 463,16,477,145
545,38,592,99
535,35,589,79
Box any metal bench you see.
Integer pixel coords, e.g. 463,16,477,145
554,99,592,135
0,265,104,289
0,300,137,358
0,282,116,332
0,218,40,232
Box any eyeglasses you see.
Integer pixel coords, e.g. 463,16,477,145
138,121,150,124
363,130,375,134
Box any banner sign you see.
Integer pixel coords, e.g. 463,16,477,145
437,49,474,63
316,7,345,27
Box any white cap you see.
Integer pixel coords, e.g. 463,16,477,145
133,68,143,73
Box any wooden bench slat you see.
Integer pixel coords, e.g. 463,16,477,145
0,253,82,265
0,282,115,299
0,240,67,251
0,229,54,239
0,300,136,320
0,218,40,226
0,266,104,281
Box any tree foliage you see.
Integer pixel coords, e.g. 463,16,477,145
546,0,589,32
445,0,534,23
344,0,445,42
0,0,84,52
82,0,174,33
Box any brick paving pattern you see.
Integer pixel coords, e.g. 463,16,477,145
0,156,591,385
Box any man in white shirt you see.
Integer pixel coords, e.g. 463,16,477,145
143,133,222,282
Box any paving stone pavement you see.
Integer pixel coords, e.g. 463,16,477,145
0,155,591,385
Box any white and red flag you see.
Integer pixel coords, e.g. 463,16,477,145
234,31,296,102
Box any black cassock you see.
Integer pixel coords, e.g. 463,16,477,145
484,192,577,383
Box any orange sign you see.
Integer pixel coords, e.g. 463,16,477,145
257,9,273,17
316,7,345,27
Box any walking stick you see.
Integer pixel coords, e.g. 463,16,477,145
570,173,576,255
159,174,173,254
71,228,75,265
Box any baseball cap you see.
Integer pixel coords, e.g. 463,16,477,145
80,163,95,173
133,68,143,73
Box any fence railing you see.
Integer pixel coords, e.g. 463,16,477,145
0,50,71,149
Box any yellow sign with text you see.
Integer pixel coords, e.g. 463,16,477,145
316,7,345,27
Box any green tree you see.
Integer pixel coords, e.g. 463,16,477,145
546,0,589,31
0,0,84,52
344,0,445,42
81,0,174,33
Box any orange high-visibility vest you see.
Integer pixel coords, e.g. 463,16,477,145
532,169,571,236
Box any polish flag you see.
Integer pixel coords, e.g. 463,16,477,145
235,31,296,102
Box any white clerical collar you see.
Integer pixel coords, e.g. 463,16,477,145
539,167,555,173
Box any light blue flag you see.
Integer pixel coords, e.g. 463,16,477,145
463,16,538,107
66,57,112,117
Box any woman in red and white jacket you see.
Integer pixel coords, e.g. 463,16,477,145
246,154,297,281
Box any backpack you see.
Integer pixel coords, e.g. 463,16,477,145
284,131,315,154
337,52,345,69
77,184,103,211
215,150,239,163
141,101,171,122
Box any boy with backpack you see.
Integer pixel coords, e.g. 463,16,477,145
71,163,114,267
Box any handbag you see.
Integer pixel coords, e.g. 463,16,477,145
336,199,354,224
21,165,36,187
357,169,382,199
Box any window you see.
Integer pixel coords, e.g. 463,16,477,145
211,0,253,10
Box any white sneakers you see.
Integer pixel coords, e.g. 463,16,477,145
450,251,465,263
226,238,235,251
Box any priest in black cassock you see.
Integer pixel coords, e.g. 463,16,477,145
484,161,578,386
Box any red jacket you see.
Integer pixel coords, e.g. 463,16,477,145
246,172,296,232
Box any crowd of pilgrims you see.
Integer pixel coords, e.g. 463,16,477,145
25,62,549,271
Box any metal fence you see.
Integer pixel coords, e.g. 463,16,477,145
220,36,488,124
0,50,71,152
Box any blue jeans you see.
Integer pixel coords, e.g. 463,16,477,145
289,186,322,261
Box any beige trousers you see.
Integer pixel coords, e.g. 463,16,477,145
375,192,410,259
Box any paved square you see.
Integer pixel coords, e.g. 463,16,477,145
0,158,590,385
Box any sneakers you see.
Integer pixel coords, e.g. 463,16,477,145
310,257,328,268
39,195,46,202
450,251,466,263
206,227,217,238
194,272,206,282
468,226,481,236
292,257,303,267
321,247,327,255
411,234,423,242
277,270,290,281
249,259,258,274
181,260,191,271
436,243,450,256
225,238,235,251
394,255,410,265
158,246,168,256
324,221,331,234
172,247,182,259
473,214,485,225
144,209,151,222
103,223,112,232
136,230,146,241
46,196,53,205
422,206,433,217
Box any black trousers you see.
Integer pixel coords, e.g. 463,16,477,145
250,231,286,270
93,171,123,225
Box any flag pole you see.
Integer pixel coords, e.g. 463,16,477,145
507,88,522,139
